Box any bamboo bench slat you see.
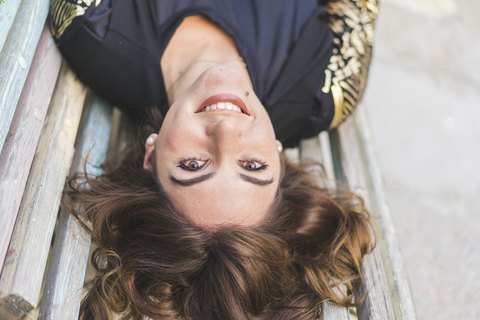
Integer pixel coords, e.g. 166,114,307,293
353,107,417,320
0,23,61,280
0,0,50,155
0,63,86,318
38,94,114,320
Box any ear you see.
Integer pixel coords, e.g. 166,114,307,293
275,140,283,153
143,134,158,170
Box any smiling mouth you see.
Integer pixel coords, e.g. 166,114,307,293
200,102,244,113
196,94,250,115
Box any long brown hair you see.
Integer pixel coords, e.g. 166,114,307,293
64,110,374,320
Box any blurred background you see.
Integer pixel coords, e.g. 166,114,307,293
362,0,480,319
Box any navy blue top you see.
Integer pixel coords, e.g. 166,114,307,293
50,0,377,147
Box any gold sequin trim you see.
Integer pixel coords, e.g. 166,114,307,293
50,0,101,39
322,0,378,129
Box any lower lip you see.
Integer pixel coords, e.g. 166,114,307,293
196,94,249,115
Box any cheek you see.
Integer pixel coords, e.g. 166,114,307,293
248,121,276,147
159,120,199,151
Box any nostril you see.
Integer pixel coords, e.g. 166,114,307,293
206,119,242,138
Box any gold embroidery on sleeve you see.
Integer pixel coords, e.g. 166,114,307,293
323,0,378,129
50,0,99,39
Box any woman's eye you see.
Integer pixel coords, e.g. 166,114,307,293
241,160,268,171
178,159,208,171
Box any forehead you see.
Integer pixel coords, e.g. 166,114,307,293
160,170,279,227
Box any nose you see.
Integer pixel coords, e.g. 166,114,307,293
206,118,243,150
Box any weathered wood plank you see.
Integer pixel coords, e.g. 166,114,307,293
299,135,324,165
299,136,329,190
0,0,49,155
331,114,395,320
299,137,349,320
318,131,335,181
20,307,39,320
353,105,417,320
0,23,61,278
323,301,351,320
38,94,113,320
0,63,87,318
105,107,137,161
0,0,22,53
283,147,300,165
299,105,416,319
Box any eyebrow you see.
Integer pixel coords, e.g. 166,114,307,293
239,173,274,186
169,172,274,187
170,172,215,186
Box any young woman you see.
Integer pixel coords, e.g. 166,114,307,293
51,0,378,319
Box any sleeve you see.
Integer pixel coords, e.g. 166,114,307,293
49,0,111,74
50,0,110,43
49,0,168,121
320,0,379,129
51,0,96,40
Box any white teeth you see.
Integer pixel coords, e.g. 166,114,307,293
201,103,244,113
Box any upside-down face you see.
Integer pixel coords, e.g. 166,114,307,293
144,66,282,227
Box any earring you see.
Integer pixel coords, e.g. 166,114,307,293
146,136,155,146
277,144,283,152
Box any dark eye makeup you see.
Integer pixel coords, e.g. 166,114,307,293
240,157,268,171
177,157,268,172
177,157,208,171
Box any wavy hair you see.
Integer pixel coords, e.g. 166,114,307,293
64,109,374,320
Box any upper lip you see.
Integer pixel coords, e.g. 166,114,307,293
196,94,250,115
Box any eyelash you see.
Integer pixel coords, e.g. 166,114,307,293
242,157,269,171
177,157,269,172
177,157,208,171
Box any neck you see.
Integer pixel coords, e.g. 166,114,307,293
161,15,252,105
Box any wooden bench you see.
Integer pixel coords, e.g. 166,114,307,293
0,3,416,319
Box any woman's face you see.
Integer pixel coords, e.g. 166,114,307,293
144,66,281,227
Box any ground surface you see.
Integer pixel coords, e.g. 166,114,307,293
362,0,480,319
